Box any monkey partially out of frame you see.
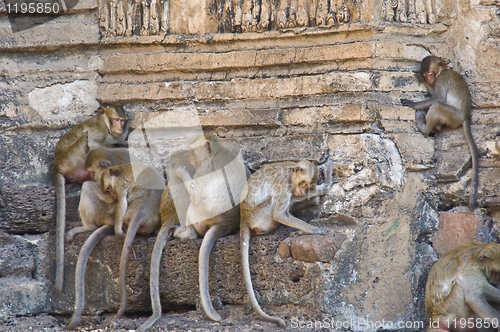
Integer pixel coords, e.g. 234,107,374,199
53,105,129,294
426,241,500,332
239,160,326,327
100,163,163,326
401,55,479,210
138,134,249,331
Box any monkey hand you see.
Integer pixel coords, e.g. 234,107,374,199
400,99,415,108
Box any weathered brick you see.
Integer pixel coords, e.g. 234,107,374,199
432,212,489,257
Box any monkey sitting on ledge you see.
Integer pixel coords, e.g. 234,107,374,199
240,160,329,327
425,241,500,332
53,105,129,295
138,134,249,331
401,55,479,211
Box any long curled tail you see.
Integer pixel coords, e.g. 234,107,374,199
240,224,286,328
65,225,114,330
54,172,66,295
199,225,225,322
137,224,173,331
463,119,479,210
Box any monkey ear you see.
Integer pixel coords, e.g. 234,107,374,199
478,245,498,279
438,59,447,68
478,245,496,264
110,168,121,177
99,161,112,169
97,106,106,115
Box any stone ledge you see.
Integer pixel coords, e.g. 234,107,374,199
0,17,99,52
100,23,448,46
99,43,373,74
98,71,423,103
50,227,335,315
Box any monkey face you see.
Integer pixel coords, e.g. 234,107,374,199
103,181,117,200
110,117,127,135
423,71,436,85
104,106,129,137
291,170,311,197
100,168,119,200
188,145,211,168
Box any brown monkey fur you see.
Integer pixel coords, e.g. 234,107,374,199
240,160,323,327
100,163,163,326
66,147,131,241
426,241,500,332
53,105,129,294
289,159,333,213
401,56,479,210
137,150,194,331
64,148,131,330
139,134,249,331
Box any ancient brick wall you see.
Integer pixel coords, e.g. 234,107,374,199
0,0,500,329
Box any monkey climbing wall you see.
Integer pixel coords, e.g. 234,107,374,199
0,0,500,330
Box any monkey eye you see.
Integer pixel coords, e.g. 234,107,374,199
112,118,127,124
105,185,111,192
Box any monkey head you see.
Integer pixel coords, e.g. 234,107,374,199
188,134,215,168
100,166,121,200
478,243,500,283
291,160,318,197
99,105,129,138
421,55,447,86
84,150,112,182
426,242,500,330
187,134,220,168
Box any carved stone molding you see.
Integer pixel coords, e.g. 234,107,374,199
99,0,169,37
382,0,436,24
98,0,443,38
221,0,354,33
99,0,358,37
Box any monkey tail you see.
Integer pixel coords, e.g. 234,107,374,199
463,119,479,211
240,224,286,328
108,219,143,325
137,224,173,331
199,225,224,322
54,172,66,296
65,225,114,330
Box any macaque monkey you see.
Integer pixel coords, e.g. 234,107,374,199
139,134,249,331
53,105,129,294
173,135,248,321
98,163,163,326
137,150,194,331
66,147,131,241
64,148,133,330
240,160,323,327
290,159,333,213
401,56,479,210
426,241,500,332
